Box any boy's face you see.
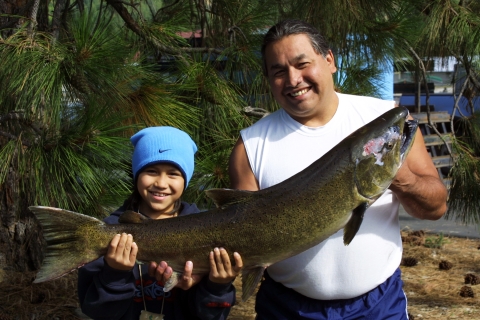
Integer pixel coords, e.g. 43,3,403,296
137,163,184,219
264,34,337,126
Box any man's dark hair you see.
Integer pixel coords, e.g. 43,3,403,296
261,19,331,75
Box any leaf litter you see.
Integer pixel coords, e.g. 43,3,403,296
0,229,479,319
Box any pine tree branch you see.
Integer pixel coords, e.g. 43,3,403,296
27,0,40,37
0,0,35,31
105,0,222,55
155,0,181,16
0,131,32,147
449,51,480,118
51,0,68,42
243,106,270,118
0,111,43,136
408,44,453,155
452,72,469,118
0,112,24,123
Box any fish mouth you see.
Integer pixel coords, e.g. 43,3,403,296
353,110,419,200
400,118,419,161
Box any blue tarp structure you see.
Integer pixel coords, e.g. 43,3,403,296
399,94,480,116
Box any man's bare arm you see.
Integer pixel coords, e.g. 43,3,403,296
389,128,448,220
228,137,259,191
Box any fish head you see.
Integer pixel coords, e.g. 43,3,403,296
352,107,418,199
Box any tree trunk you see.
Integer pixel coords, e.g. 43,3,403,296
0,0,31,37
0,0,48,277
0,162,45,274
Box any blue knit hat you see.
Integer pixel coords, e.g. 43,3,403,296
131,127,197,188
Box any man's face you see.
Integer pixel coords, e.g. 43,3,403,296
264,34,337,126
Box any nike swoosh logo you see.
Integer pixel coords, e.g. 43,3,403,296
158,149,171,153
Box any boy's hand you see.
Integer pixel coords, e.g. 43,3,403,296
104,233,138,271
208,248,243,284
148,260,202,290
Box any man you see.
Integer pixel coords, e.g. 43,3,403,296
229,19,447,319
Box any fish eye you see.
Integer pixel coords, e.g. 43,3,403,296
384,141,394,150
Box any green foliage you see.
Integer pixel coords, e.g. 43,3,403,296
424,233,449,248
417,0,480,58
0,30,65,123
334,57,386,98
0,10,200,216
3,0,480,222
445,112,480,225
290,0,422,68
445,138,480,225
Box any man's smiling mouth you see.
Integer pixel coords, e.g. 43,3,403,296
290,88,309,97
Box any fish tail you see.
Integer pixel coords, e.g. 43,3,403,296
29,206,104,283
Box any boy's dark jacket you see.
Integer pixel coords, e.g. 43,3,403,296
77,201,236,320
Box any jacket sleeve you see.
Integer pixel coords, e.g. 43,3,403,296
184,276,237,320
77,257,137,320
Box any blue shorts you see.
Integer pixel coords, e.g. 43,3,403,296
255,268,408,320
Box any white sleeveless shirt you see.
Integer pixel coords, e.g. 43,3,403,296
240,93,402,300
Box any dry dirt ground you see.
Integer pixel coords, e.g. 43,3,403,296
1,230,480,319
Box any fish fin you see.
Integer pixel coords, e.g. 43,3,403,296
343,202,367,245
118,210,148,224
163,271,180,293
205,188,254,209
28,206,104,283
241,266,266,302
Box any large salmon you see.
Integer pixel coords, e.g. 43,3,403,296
29,106,418,301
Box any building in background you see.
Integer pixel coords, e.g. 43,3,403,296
393,57,479,116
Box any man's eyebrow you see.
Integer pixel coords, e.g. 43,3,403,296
269,63,283,71
292,53,308,63
268,54,308,71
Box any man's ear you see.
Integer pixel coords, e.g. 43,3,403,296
325,50,337,74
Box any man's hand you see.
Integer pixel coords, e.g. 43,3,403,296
389,126,447,220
